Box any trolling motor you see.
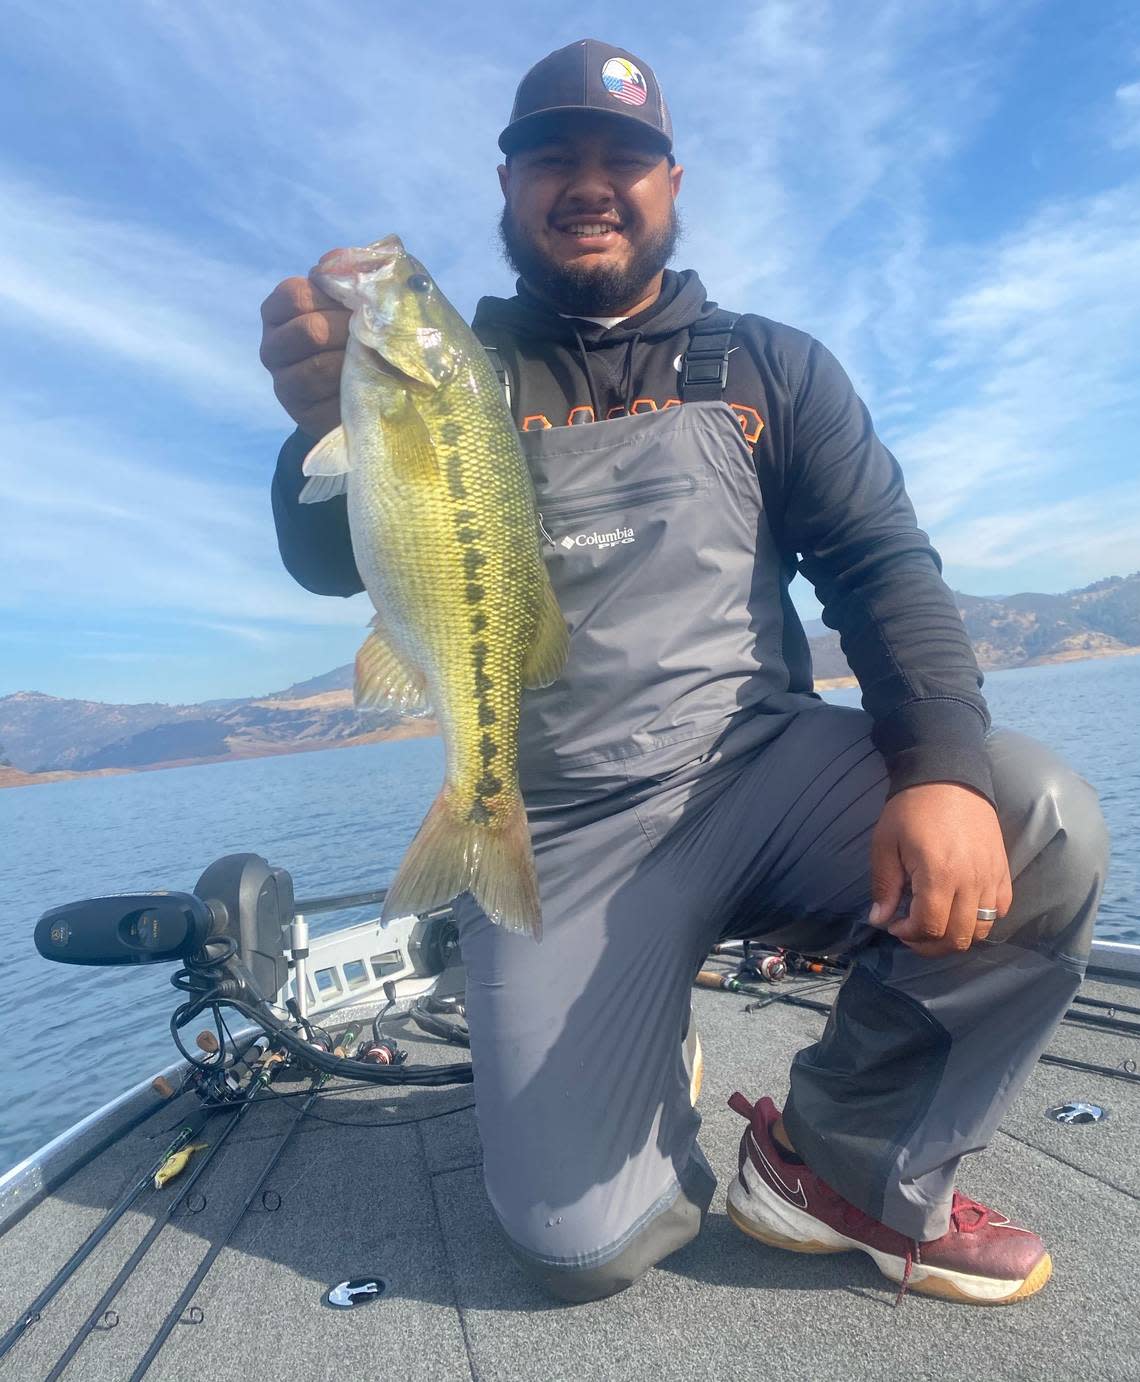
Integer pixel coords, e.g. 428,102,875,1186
34,853,292,994
34,853,472,1088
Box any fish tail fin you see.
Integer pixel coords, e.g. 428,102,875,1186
381,792,541,940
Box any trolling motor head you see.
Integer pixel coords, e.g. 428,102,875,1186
34,853,292,1002
34,852,475,1090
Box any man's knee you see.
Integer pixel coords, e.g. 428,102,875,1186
492,1159,714,1304
988,728,1109,963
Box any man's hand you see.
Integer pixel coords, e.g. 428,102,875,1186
259,276,350,439
868,782,1012,956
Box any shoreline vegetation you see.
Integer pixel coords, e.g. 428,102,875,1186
3,643,1138,791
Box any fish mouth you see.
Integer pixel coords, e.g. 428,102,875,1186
313,235,405,281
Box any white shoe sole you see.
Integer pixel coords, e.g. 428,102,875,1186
727,1156,1051,1305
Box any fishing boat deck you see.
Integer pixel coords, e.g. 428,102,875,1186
2,969,1137,1382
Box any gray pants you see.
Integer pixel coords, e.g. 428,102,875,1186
455,703,1109,1302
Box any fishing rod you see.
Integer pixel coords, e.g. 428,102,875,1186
702,947,1140,1036
1074,993,1140,1017
42,1047,294,1382
1038,1052,1140,1084
129,1037,357,1382
0,1113,203,1362
1061,1008,1140,1039
707,967,1140,1085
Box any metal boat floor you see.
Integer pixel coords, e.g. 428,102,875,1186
2,974,1137,1382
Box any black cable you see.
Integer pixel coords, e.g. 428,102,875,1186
410,998,471,1048
371,987,397,1044
219,995,473,1085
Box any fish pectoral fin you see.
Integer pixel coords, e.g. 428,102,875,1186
299,425,351,503
355,616,432,715
385,401,441,485
521,570,570,690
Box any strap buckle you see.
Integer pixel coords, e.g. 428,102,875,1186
680,351,730,393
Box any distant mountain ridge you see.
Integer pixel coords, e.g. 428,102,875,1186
808,571,1140,682
0,682,417,776
2,572,1137,781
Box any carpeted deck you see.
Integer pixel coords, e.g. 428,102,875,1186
1,971,1137,1382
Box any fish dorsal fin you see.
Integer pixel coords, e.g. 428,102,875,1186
521,568,569,689
355,614,432,716
299,425,350,504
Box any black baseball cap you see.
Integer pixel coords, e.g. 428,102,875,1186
499,39,673,157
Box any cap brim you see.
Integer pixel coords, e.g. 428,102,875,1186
498,106,672,156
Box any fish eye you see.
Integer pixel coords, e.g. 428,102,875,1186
407,274,431,294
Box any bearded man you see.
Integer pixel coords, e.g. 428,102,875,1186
261,40,1108,1306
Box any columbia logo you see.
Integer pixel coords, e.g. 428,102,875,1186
560,526,635,552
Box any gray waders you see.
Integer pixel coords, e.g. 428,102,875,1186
455,353,1110,1302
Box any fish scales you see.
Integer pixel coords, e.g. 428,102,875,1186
352,349,538,825
300,235,567,937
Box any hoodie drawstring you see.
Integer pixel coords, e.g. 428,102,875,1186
572,326,644,423
572,327,603,424
620,331,643,417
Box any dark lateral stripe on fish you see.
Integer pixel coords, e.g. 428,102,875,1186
468,639,501,795
446,457,467,499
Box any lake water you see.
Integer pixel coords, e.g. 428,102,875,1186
0,655,1136,1174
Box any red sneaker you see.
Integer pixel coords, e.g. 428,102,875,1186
726,1093,1052,1305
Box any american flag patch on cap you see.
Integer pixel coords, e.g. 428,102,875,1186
601,56,648,107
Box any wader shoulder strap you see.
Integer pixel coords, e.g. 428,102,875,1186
479,338,513,413
679,310,740,402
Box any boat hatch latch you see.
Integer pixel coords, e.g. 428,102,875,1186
1045,1101,1109,1125
323,1277,387,1309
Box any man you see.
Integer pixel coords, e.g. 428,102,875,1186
261,40,1108,1306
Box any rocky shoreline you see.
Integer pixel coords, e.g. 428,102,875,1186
4,644,1137,791
0,718,439,790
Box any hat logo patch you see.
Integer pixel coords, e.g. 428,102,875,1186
601,57,647,107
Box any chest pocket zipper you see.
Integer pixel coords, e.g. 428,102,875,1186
537,473,699,546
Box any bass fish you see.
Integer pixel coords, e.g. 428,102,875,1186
302,236,567,939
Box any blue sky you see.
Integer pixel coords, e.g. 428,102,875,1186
3,0,1139,705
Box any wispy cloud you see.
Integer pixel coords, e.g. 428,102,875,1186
0,407,367,628
1113,80,1140,149
0,173,283,429
888,179,1140,565
665,0,1038,385
2,0,1139,696
936,487,1140,580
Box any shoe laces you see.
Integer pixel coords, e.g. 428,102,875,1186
948,1191,990,1233
893,1192,992,1306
